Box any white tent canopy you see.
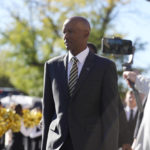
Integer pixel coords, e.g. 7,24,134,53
0,95,42,108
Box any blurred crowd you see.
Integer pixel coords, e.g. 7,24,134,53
0,103,42,150
121,71,150,150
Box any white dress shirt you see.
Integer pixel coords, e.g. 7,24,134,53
67,47,89,81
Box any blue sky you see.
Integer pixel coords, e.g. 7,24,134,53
0,0,150,76
113,0,150,76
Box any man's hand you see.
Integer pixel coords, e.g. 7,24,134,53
123,71,138,87
123,71,137,82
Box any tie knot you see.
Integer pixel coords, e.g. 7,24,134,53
130,109,133,114
72,57,78,64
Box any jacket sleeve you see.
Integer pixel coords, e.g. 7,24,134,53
41,62,55,150
135,75,150,96
101,61,119,150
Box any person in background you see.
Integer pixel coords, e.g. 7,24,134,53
6,104,32,150
87,42,97,54
123,71,150,150
29,108,42,150
41,16,119,150
119,90,138,150
7,104,25,150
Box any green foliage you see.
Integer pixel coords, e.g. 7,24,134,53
0,0,144,98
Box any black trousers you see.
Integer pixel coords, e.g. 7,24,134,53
60,135,74,150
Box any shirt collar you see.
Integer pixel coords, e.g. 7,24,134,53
125,106,138,112
68,47,89,64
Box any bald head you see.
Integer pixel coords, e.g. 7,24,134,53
69,16,90,30
64,16,90,33
63,16,91,56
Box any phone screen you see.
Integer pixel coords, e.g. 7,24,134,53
101,38,133,55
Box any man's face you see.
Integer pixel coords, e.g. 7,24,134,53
62,19,87,55
125,92,137,108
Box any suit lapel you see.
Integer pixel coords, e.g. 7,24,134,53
58,54,70,98
72,51,95,98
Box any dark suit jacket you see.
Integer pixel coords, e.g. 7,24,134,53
119,106,138,147
41,51,119,150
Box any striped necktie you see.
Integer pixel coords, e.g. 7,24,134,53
68,57,78,97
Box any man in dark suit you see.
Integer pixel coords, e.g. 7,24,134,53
119,90,138,150
41,16,119,150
